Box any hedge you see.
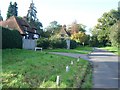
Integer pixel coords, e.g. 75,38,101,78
37,37,78,49
1,27,22,49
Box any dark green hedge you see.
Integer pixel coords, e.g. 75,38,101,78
37,38,78,49
37,38,66,49
1,27,22,49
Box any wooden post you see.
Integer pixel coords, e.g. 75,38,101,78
56,75,60,86
66,65,69,72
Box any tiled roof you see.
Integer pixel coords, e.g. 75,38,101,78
59,25,70,36
0,16,38,35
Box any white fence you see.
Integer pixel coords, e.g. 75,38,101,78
22,39,36,50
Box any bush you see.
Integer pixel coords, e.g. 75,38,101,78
2,27,22,49
70,40,77,49
37,38,50,49
50,39,66,49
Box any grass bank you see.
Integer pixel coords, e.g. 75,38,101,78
100,46,120,56
2,49,92,88
46,46,93,54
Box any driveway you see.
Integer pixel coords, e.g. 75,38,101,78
89,48,119,88
49,52,89,60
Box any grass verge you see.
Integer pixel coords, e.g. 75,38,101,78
2,49,92,88
100,46,119,56
45,46,93,54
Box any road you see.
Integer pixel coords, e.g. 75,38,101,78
89,48,119,88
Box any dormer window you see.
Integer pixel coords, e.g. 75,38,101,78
35,30,36,33
34,34,39,39
26,31,28,34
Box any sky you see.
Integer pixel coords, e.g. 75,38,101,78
0,0,119,34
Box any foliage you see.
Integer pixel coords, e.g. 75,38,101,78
71,32,87,44
68,21,86,35
50,39,66,49
46,46,93,54
1,27,22,49
2,49,92,88
92,9,120,47
7,2,18,19
44,21,62,38
70,40,77,49
89,36,99,47
100,46,119,56
109,21,120,47
26,1,43,37
37,38,50,49
27,1,37,21
37,38,67,49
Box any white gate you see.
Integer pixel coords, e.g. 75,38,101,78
22,38,36,50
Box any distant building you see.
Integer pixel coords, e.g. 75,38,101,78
59,25,70,39
0,16,40,39
59,25,71,49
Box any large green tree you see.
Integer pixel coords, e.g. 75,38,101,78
7,2,18,19
109,21,120,47
92,9,120,46
44,21,62,38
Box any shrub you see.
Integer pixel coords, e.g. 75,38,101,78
50,39,66,49
70,40,77,49
1,27,22,49
37,38,50,49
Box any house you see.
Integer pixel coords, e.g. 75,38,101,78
59,25,71,49
0,16,40,39
59,25,70,40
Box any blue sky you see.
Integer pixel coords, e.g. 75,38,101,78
0,0,119,33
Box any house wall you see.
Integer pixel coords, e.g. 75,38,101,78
22,38,36,50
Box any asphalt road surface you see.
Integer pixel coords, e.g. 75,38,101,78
89,48,119,88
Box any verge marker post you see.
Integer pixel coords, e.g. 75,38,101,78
77,57,80,62
66,65,69,72
56,75,60,86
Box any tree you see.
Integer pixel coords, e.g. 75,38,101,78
71,31,87,45
6,2,18,19
26,0,43,37
44,21,62,38
27,0,37,22
109,21,120,47
92,9,120,46
68,21,86,35
0,10,3,21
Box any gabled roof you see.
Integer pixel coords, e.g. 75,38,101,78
59,25,70,37
0,16,38,35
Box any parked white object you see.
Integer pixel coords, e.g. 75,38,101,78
35,47,42,52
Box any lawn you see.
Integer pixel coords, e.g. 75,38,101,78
46,46,93,54
2,49,92,88
100,46,120,56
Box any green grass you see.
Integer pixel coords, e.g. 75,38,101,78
100,46,119,56
45,46,93,54
2,49,92,88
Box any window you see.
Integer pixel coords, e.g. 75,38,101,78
34,34,39,39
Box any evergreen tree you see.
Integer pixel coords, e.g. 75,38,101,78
6,2,18,19
26,0,43,36
0,10,3,21
27,0,37,22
